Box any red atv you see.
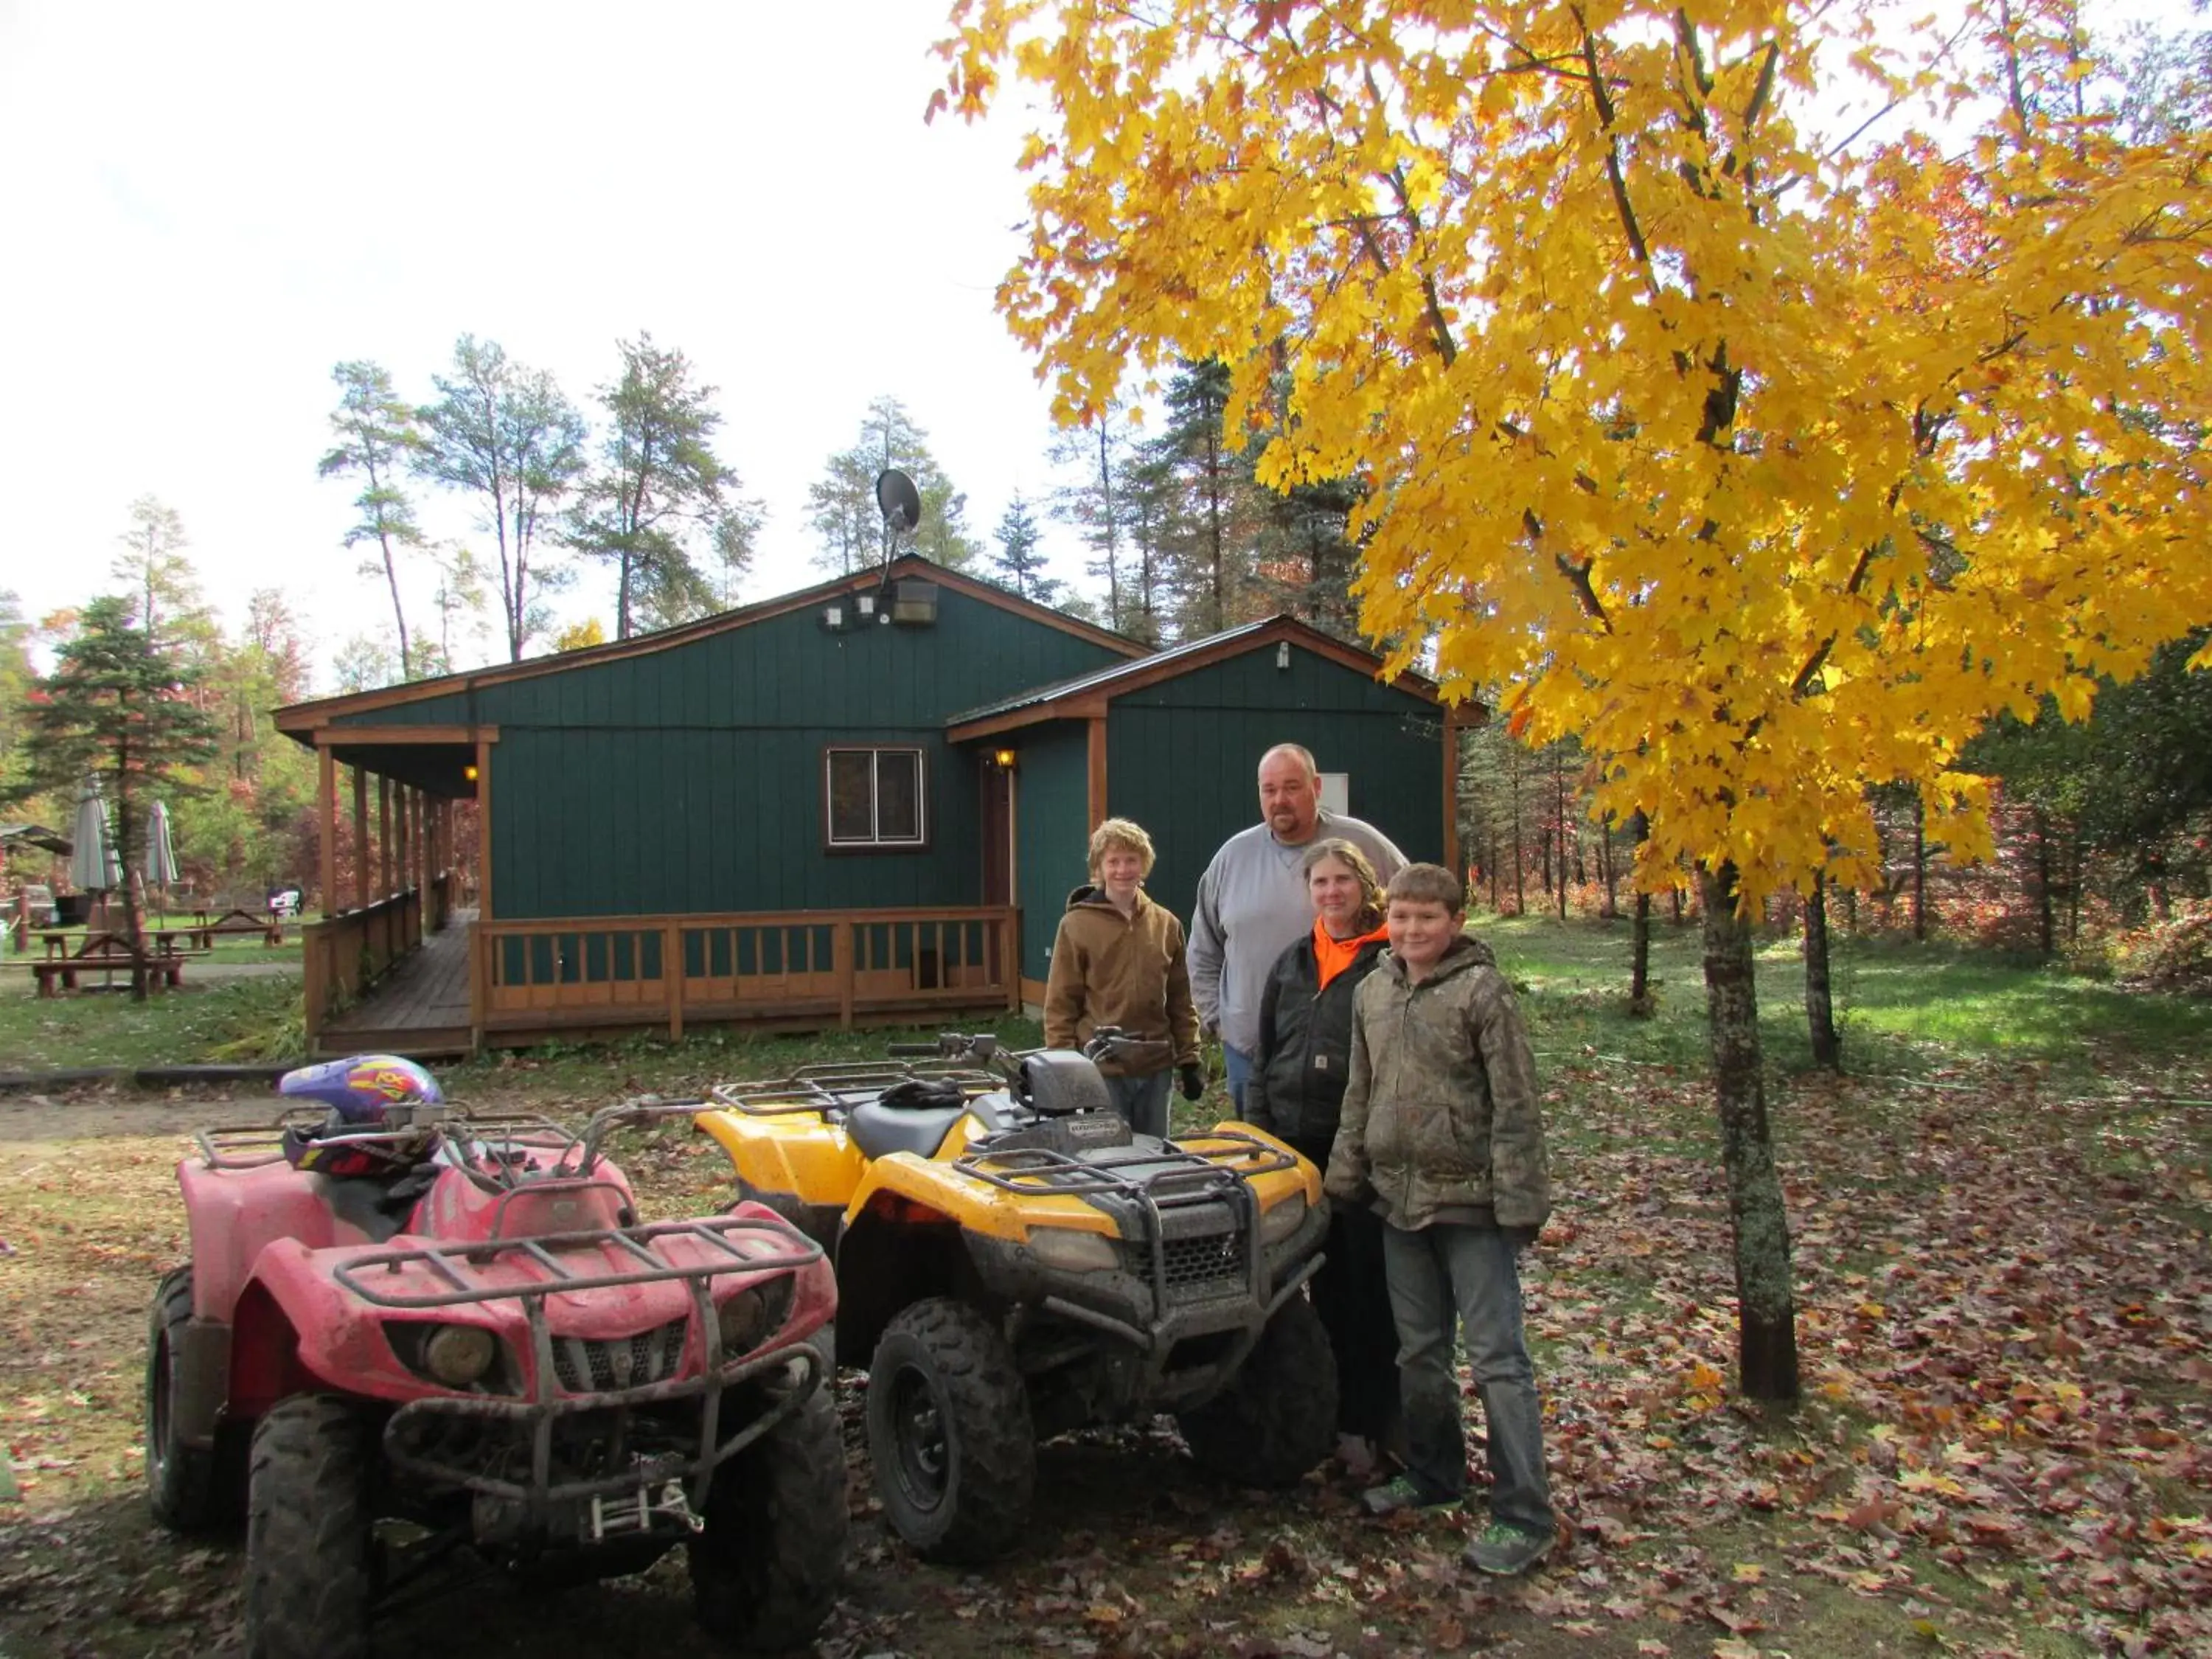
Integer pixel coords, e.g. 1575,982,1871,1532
145,1056,847,1659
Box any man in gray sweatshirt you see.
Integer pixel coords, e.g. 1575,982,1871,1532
1187,743,1405,1116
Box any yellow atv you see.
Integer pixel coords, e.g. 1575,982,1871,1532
692,1029,1335,1563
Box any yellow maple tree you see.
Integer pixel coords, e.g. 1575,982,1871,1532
938,0,2212,1398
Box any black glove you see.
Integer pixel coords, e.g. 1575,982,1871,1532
1178,1062,1206,1101
1502,1225,1540,1254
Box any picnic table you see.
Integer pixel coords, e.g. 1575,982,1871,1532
30,929,198,996
200,905,286,946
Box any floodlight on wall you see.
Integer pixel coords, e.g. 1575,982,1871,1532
1276,641,1291,670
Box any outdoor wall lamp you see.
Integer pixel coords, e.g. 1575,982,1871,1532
992,748,1018,769
464,763,479,782
1276,641,1291,669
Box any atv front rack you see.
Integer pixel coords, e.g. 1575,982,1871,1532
334,1212,828,1521
333,1213,821,1310
959,1133,1299,1321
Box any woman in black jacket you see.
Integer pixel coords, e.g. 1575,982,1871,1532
1248,838,1402,1471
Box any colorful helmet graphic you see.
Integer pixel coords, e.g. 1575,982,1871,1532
278,1054,444,1123
277,1055,444,1178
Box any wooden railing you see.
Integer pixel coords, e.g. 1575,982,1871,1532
471,906,1019,1042
303,887,423,1047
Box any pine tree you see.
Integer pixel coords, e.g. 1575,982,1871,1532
988,492,1061,603
7,597,220,998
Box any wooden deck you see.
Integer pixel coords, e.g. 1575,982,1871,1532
316,911,475,1058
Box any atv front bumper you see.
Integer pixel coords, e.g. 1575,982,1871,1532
967,1196,1330,1409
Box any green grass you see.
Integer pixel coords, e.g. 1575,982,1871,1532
0,972,305,1071
1472,911,2212,1087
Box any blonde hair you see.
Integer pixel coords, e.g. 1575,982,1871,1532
1385,862,1466,913
1301,838,1383,931
1088,817,1156,878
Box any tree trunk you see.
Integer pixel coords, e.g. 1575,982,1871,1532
1700,864,1801,1402
1911,793,1929,942
1509,756,1526,915
1599,817,1619,919
1628,813,1653,1017
1805,872,1840,1072
2033,807,2055,961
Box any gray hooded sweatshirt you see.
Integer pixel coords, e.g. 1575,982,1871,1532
1186,810,1405,1057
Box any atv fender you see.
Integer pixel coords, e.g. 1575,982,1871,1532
231,1240,417,1410
693,1109,863,1213
844,1154,1111,1245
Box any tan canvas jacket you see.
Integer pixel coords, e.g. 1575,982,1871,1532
1042,886,1200,1075
1324,933,1551,1231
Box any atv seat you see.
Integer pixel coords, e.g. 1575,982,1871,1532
846,1099,972,1162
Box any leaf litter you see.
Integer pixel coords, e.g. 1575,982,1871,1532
0,1057,2205,1656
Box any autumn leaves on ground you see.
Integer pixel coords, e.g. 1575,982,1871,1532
1,922,2208,1659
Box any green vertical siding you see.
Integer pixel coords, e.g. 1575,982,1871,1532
1012,721,1091,984
1105,647,1444,931
333,587,1127,920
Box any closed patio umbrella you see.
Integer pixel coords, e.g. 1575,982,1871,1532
69,779,120,889
145,800,178,925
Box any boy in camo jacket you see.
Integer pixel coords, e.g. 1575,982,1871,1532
1324,863,1557,1577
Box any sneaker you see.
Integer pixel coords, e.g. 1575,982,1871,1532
1463,1520,1555,1576
1360,1475,1456,1517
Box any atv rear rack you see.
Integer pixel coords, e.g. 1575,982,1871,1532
195,1111,577,1172
707,1062,1001,1117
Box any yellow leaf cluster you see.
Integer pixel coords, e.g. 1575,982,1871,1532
936,0,2212,905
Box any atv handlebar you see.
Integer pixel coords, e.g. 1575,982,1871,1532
899,1027,1164,1071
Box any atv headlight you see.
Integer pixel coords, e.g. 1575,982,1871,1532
1259,1193,1309,1247
717,1273,796,1354
1026,1228,1120,1273
422,1323,497,1387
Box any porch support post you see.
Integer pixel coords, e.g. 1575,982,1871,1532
378,775,392,901
351,767,369,913
318,742,335,919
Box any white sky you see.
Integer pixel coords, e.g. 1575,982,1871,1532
1,0,2193,690
0,0,1082,686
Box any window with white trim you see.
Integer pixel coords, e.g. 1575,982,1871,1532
825,746,928,848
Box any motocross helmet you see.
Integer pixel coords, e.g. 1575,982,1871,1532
279,1054,444,1177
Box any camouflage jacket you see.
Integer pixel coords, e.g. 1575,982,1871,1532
1323,933,1551,1232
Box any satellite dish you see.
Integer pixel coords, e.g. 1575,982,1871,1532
875,469,922,535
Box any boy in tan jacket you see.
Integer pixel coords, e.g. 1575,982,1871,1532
1043,818,1203,1138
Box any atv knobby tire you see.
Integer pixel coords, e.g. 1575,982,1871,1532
245,1396,375,1659
866,1298,1034,1564
146,1266,243,1531
691,1363,849,1651
1176,1291,1338,1487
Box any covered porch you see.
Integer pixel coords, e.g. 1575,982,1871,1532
295,723,1021,1058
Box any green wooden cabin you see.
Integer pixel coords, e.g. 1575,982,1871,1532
274,558,1457,1054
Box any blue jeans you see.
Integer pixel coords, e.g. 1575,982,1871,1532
1380,1222,1553,1534
1221,1043,1256,1118
1105,1070,1171,1140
